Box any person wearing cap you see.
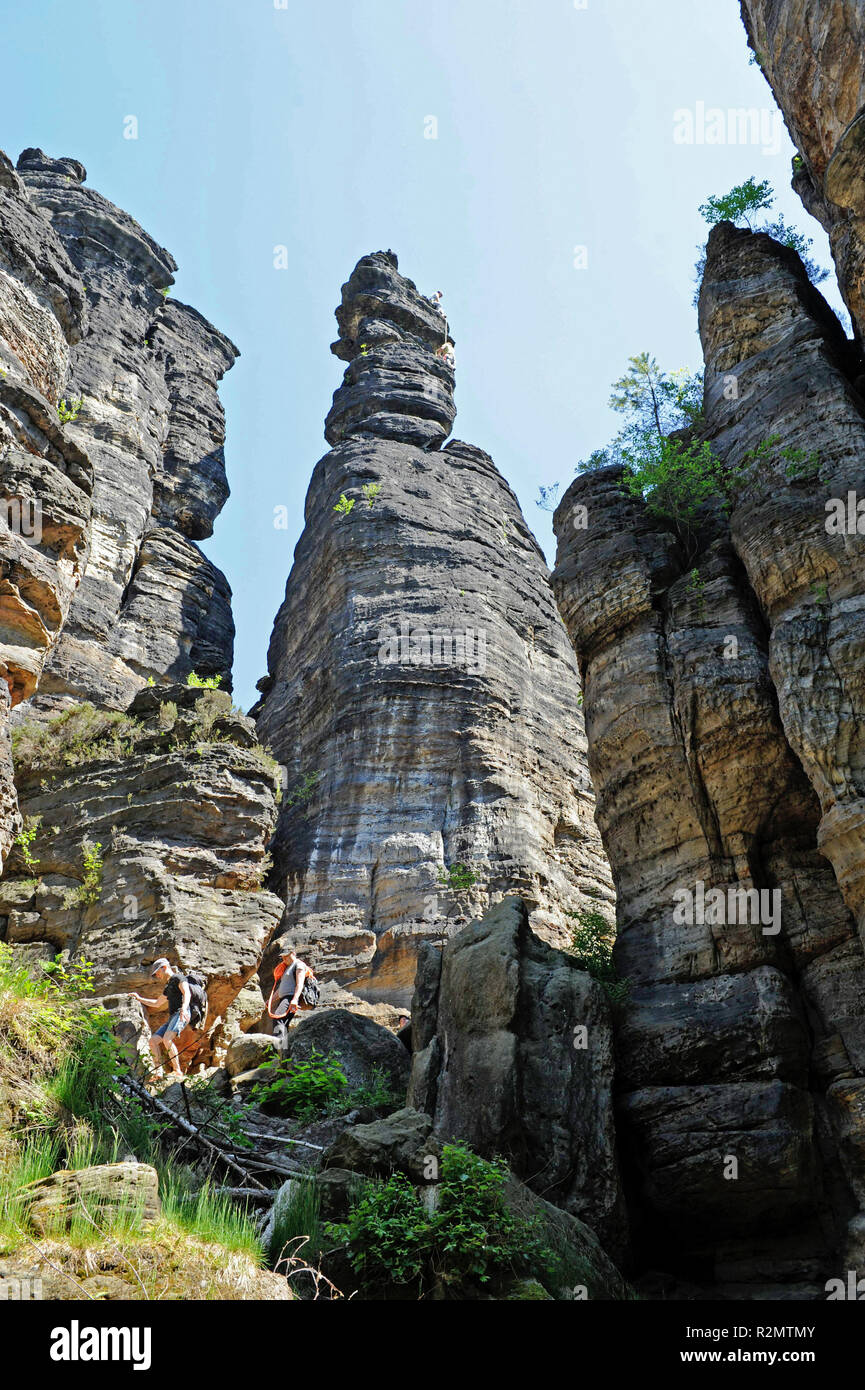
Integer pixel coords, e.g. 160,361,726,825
271,946,311,1020
130,958,191,1081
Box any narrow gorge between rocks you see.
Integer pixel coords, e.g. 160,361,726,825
2,0,865,1313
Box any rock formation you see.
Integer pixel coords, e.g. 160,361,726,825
253,251,614,1005
0,150,282,1060
0,151,94,865
740,0,865,341
1,683,284,1063
551,224,865,1295
407,896,627,1259
15,148,236,712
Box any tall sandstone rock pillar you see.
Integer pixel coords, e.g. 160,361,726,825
0,149,282,1056
253,252,614,1004
552,225,865,1291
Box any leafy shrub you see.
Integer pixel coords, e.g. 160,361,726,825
11,704,144,777
329,1143,553,1297
619,434,726,556
569,907,629,1005
333,493,355,517
361,482,381,508
13,816,41,874
186,671,223,689
283,770,320,813
64,839,103,908
249,1048,347,1121
343,1065,403,1114
437,862,477,894
693,178,829,303
190,688,233,739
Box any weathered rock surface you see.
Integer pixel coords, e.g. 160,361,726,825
740,0,865,340
14,149,236,710
407,896,626,1256
253,251,614,1006
0,683,283,1062
551,222,865,1288
316,1104,630,1300
284,1007,410,1095
0,149,95,865
22,1161,160,1236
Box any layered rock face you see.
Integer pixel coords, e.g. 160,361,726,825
15,149,235,711
0,149,272,1058
552,224,865,1291
0,151,94,864
253,252,614,1005
407,896,627,1259
1,683,283,1063
741,0,865,341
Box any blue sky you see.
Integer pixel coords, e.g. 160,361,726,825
1,0,846,710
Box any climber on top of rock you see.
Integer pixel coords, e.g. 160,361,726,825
428,290,444,314
130,958,192,1082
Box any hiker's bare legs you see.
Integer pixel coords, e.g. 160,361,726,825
164,1029,184,1079
148,1034,165,1078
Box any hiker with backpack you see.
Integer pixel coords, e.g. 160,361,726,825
267,945,320,1050
130,957,208,1081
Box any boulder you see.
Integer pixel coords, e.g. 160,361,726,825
22,1162,160,1236
286,1009,410,1096
322,1107,435,1180
224,1032,279,1079
408,896,627,1258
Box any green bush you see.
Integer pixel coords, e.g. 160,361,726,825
186,671,223,689
249,1048,347,1121
328,1143,554,1298
11,704,144,777
569,908,629,1005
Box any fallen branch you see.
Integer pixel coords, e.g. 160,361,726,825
240,1126,324,1151
120,1075,269,1192
210,1187,275,1203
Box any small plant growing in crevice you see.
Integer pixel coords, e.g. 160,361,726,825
186,671,223,689
333,493,355,517
157,700,178,731
361,482,381,508
740,433,822,485
14,815,41,875
284,770,321,814
686,566,707,619
65,839,104,908
57,396,84,424
438,862,477,895
569,907,629,1005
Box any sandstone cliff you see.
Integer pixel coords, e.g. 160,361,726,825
552,221,865,1295
741,0,865,342
252,251,614,1005
0,151,281,1059
0,151,94,866
15,148,236,712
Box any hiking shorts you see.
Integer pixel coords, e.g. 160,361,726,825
155,1012,184,1039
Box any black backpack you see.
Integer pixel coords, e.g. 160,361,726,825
184,971,209,1028
300,974,320,1008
